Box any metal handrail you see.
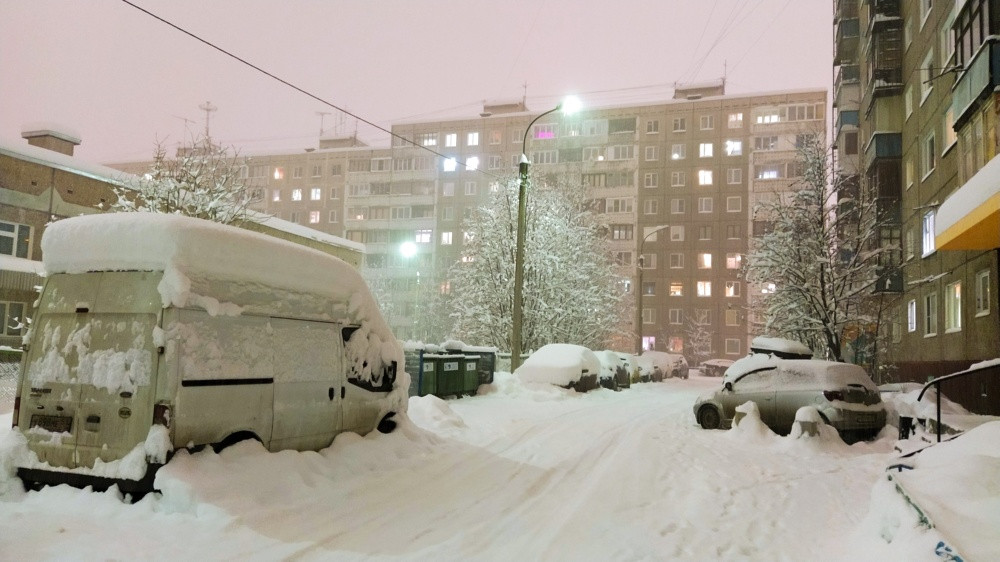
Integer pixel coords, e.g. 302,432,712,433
916,362,998,442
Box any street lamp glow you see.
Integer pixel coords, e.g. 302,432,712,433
399,241,417,259
560,95,582,116
510,95,584,373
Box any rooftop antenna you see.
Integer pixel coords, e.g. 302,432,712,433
199,101,217,139
521,81,528,108
316,111,331,137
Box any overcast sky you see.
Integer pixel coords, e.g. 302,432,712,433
1,0,832,164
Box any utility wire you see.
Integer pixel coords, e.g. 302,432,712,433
119,0,504,181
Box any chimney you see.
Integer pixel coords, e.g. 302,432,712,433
21,125,82,156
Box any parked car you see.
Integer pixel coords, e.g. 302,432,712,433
516,343,600,392
641,351,689,380
692,358,886,442
595,350,630,391
700,358,734,377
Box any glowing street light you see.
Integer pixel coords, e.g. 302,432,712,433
510,96,581,372
399,241,417,259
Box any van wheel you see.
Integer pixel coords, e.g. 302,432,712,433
212,431,261,453
377,412,397,434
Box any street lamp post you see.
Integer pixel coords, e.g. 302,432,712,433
636,225,671,355
510,97,581,373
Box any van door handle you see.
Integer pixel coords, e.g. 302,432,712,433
329,387,335,400
341,386,345,399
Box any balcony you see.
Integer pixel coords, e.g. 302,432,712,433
837,110,859,136
863,132,901,169
951,40,1000,128
834,0,858,22
834,65,860,109
834,18,860,65
869,0,900,26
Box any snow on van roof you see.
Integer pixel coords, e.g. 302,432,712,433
42,212,377,322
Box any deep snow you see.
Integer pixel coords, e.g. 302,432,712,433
3,372,993,561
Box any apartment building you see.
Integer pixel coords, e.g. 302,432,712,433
1,131,361,349
834,0,1000,383
236,85,826,356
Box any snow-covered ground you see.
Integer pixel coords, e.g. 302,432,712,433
0,372,994,560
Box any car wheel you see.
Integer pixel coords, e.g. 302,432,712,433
698,406,722,430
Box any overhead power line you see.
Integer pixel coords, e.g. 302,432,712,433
119,0,503,181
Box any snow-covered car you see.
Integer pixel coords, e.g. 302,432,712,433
516,344,601,392
693,358,886,442
640,351,689,380
700,358,734,377
595,350,632,391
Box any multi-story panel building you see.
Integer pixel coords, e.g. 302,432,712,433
840,0,1000,388
221,86,826,355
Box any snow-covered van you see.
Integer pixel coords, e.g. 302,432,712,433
11,213,408,494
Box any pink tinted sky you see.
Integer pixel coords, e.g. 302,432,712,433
0,0,832,164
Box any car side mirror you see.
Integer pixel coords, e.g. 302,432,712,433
724,382,733,392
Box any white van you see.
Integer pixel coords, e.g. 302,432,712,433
12,213,408,494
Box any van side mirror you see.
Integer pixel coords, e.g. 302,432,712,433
724,381,733,392
384,361,397,386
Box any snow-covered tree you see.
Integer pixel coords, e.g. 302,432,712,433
684,309,714,366
745,136,895,362
448,175,627,351
107,135,259,225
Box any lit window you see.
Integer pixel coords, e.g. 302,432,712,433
533,123,556,139
945,282,962,332
309,211,320,224
467,132,479,146
443,158,458,172
922,211,936,256
725,140,742,156
670,283,683,296
697,281,712,297
907,299,917,332
698,170,713,185
672,144,686,160
466,157,480,171
272,189,281,202
728,113,743,128
273,167,285,180
310,188,322,200
416,229,432,244
726,253,742,269
699,143,714,158
697,253,712,268
292,189,302,201
725,281,740,297
445,133,457,147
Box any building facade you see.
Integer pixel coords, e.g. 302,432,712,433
226,85,826,356
835,0,1000,384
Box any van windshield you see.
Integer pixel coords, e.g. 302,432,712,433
26,313,157,395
